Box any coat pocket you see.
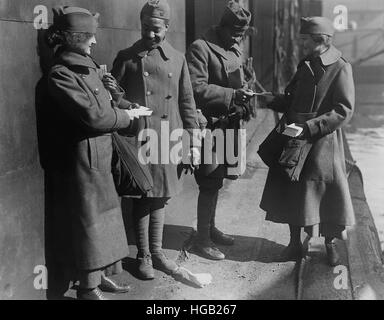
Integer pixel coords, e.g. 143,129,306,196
302,133,334,182
278,139,307,168
87,138,98,170
88,135,113,172
278,138,313,182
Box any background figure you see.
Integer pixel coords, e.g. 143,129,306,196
186,1,253,260
111,0,199,280
259,17,355,266
42,6,138,299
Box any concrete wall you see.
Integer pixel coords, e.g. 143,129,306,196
0,0,186,300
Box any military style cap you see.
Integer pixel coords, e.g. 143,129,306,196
52,6,99,34
220,0,251,31
140,0,171,21
300,17,335,36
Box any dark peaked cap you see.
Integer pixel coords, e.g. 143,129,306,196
300,17,335,36
140,0,171,20
52,6,99,33
220,1,251,31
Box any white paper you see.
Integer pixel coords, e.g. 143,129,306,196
99,64,108,76
253,91,274,96
126,106,153,119
172,266,212,288
282,123,303,137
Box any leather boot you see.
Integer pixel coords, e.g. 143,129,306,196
77,288,109,300
194,239,225,260
210,226,235,246
99,274,131,293
137,253,155,280
279,242,303,262
152,251,179,274
325,241,340,266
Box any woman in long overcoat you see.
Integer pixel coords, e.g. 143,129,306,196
260,17,355,266
43,6,139,299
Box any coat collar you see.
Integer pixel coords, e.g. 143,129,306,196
296,45,342,85
202,26,242,60
300,45,342,68
318,45,342,66
133,39,172,61
54,48,99,69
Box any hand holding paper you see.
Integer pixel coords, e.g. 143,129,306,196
124,106,153,120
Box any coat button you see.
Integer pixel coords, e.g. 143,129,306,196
168,73,173,78
81,75,86,79
146,91,152,96
94,88,100,95
144,71,149,77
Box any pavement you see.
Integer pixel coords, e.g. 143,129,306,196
65,109,384,300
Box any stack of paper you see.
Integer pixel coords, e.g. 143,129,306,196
282,123,303,137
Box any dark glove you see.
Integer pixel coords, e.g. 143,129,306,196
295,123,310,140
180,148,200,174
234,88,254,105
230,105,246,119
229,104,251,122
102,74,120,94
118,102,141,110
181,163,196,175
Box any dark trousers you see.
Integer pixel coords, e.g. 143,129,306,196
195,173,224,242
132,197,169,256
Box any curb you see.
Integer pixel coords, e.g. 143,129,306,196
346,166,384,300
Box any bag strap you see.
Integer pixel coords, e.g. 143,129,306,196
312,59,347,114
282,58,347,121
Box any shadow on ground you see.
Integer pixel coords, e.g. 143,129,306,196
123,223,287,264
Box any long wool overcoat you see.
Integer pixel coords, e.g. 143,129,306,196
111,39,199,198
260,45,356,236
186,26,248,178
45,50,133,271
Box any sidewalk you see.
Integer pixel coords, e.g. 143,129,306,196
115,109,298,300
65,109,384,300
